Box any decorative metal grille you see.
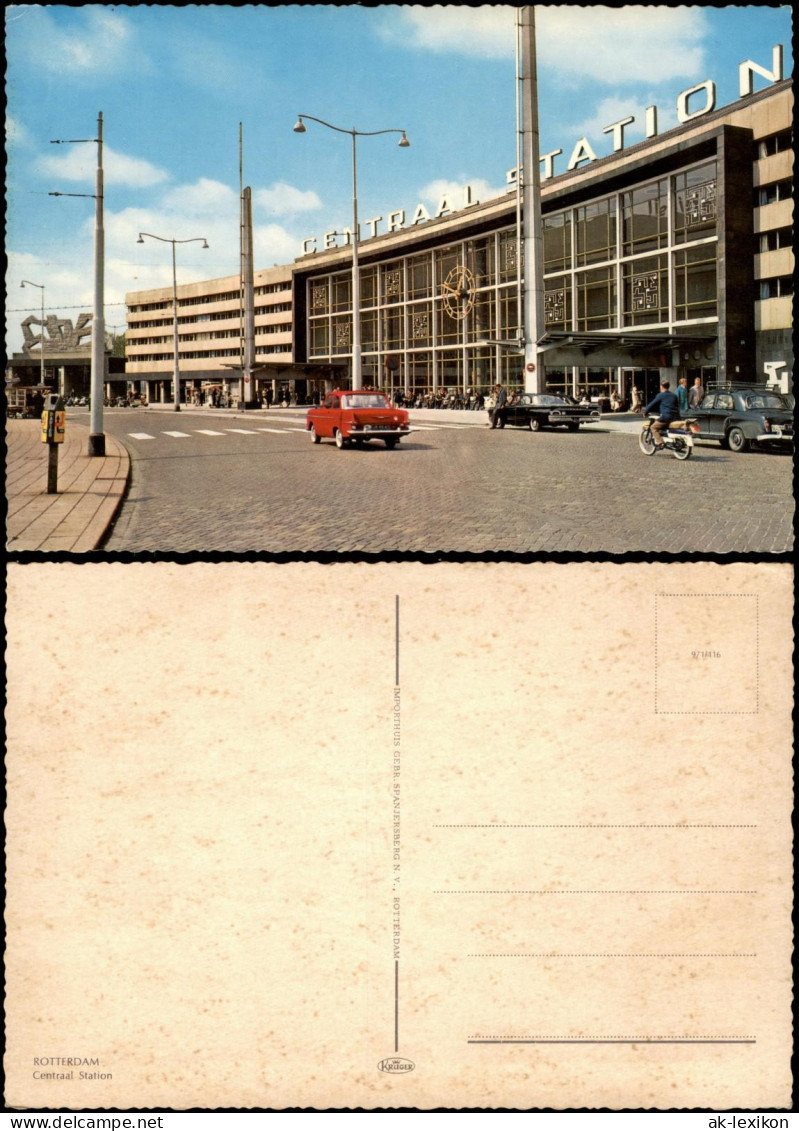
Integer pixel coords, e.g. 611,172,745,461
334,323,351,347
311,284,327,310
544,289,565,323
685,180,716,226
631,273,659,310
501,239,518,273
384,269,401,297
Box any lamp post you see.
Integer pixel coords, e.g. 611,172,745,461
293,114,409,391
136,233,209,410
20,279,46,390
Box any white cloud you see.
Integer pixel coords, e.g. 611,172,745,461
6,115,32,147
419,177,507,209
540,7,708,84
377,6,515,59
37,145,170,189
161,178,238,215
254,182,323,216
25,7,135,75
378,6,708,83
253,224,307,266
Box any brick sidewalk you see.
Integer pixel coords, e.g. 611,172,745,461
6,418,130,552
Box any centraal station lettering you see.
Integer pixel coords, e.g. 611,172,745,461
302,46,785,253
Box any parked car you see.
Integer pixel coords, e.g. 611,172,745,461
497,393,602,432
690,386,793,452
306,390,412,449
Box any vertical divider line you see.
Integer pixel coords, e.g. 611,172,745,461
394,594,400,1053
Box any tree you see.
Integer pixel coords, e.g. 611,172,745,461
105,330,126,357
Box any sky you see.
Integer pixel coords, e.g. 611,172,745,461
5,4,793,354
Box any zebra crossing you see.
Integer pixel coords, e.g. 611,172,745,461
125,419,479,443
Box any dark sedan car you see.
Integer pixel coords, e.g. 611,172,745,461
690,386,793,452
496,393,601,432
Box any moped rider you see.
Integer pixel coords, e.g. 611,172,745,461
644,380,680,449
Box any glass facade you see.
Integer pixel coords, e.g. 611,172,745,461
306,157,719,395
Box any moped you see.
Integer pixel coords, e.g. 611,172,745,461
639,417,699,460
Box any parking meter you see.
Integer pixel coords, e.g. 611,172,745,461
41,394,66,445
41,393,65,494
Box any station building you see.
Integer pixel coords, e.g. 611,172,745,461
125,74,793,406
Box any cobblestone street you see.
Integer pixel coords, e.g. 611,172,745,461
98,408,794,554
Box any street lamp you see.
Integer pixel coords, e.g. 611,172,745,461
136,233,209,411
20,279,46,390
293,114,410,390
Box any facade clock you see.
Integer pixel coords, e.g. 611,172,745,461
441,265,476,320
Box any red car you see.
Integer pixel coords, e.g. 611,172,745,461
306,390,411,449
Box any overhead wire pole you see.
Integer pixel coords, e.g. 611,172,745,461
89,110,105,453
49,110,106,455
515,11,524,348
238,123,257,408
520,7,546,394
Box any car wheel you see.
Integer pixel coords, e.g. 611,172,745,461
726,426,748,453
528,416,542,432
334,429,346,449
310,425,321,444
384,437,398,449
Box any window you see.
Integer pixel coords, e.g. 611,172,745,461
310,280,328,314
499,231,522,281
576,267,616,330
622,180,668,255
499,289,521,339
758,276,793,300
332,275,351,313
382,306,403,349
332,316,351,354
360,268,378,308
544,277,571,330
673,245,717,320
575,197,616,265
622,256,668,326
543,212,572,271
435,245,460,286
360,310,378,349
407,254,432,299
754,179,793,207
465,237,495,287
408,304,431,346
673,162,717,242
754,130,792,159
381,263,403,304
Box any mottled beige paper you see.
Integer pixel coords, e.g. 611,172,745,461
4,562,793,1110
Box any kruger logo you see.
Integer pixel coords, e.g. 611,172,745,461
378,1057,415,1074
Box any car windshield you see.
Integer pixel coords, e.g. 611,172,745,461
524,394,565,406
742,394,786,410
341,394,389,408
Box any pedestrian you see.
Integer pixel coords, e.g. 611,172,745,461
631,386,643,414
676,376,689,414
688,376,705,409
490,383,508,428
644,380,680,448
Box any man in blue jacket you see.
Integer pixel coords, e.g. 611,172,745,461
644,380,680,448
